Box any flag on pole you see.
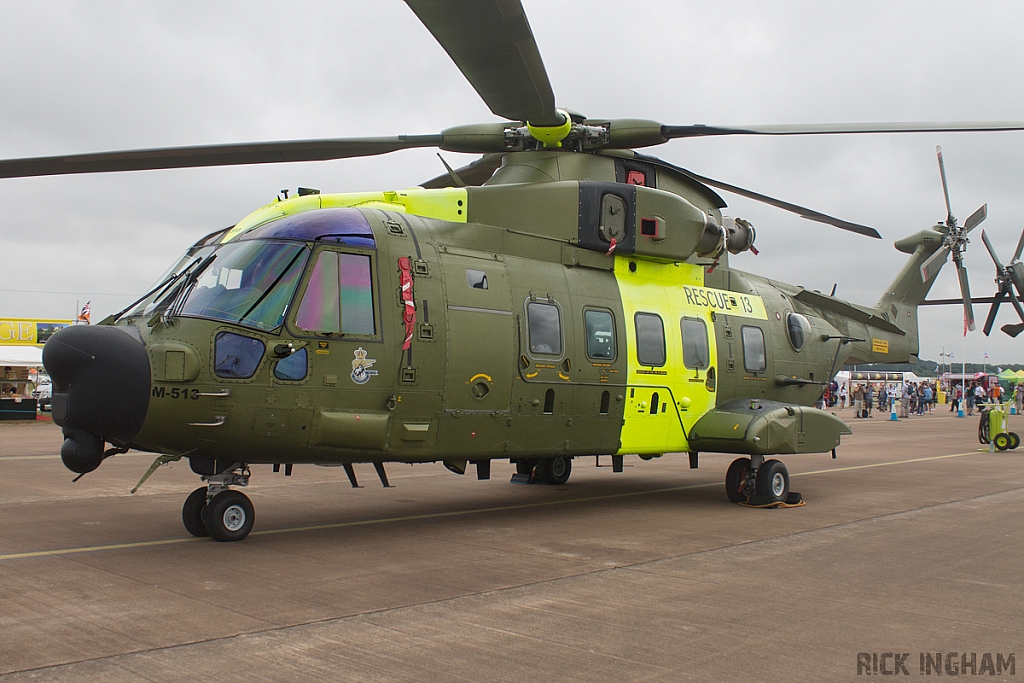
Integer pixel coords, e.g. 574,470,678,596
984,350,989,360
77,301,91,324
964,312,968,337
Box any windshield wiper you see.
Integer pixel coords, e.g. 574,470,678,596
161,254,218,325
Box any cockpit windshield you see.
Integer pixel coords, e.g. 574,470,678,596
177,240,309,330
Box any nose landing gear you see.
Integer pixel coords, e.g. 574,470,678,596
181,463,255,542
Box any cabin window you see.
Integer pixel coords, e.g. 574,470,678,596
741,325,767,373
214,332,265,379
635,312,666,367
274,347,308,381
585,309,616,360
680,317,709,369
295,250,375,335
465,269,489,290
787,312,811,351
527,302,562,355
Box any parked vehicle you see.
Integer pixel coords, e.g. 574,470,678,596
32,381,51,411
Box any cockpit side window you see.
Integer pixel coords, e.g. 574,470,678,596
295,250,376,335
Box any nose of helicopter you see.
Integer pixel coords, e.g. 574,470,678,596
43,325,151,474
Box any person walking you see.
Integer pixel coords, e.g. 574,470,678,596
923,383,933,414
901,382,912,418
838,384,848,410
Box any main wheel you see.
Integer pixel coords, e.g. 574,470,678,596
202,490,255,542
993,432,1011,451
182,487,210,537
725,458,751,503
755,459,790,502
1009,432,1020,450
536,456,572,485
515,459,537,475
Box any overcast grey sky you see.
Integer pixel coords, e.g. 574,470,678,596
2,1,1023,366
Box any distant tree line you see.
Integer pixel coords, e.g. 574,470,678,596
847,359,1024,377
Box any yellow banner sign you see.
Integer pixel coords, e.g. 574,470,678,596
0,319,73,346
871,338,890,354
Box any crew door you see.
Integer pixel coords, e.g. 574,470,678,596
439,250,514,454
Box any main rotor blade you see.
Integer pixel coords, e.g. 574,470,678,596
919,245,950,282
0,136,443,179
963,204,987,233
1001,322,1024,338
661,165,882,238
660,121,1024,139
403,0,561,126
958,262,976,331
981,230,1005,272
936,146,954,226
983,286,1008,336
1013,228,1024,263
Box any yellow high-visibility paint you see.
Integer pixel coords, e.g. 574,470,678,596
222,188,469,242
614,257,766,455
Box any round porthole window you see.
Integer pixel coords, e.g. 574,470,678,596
786,313,811,351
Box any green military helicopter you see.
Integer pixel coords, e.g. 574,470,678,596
4,0,1023,541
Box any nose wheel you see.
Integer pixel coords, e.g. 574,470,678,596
182,487,210,537
202,490,255,542
181,464,255,542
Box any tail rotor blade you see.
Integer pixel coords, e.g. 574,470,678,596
936,146,955,226
1008,288,1024,323
963,204,987,233
958,263,975,331
1013,228,1024,263
983,286,1008,336
981,230,1005,272
919,245,950,282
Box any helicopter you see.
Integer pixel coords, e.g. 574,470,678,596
4,1,1024,542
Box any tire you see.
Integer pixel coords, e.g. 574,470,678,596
1009,432,1021,450
182,487,210,537
725,458,750,503
755,459,790,502
515,459,537,476
536,456,571,485
202,490,255,542
994,433,1011,451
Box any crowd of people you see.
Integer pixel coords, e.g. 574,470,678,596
820,379,1024,419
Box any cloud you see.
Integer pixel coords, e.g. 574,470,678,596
2,0,1022,362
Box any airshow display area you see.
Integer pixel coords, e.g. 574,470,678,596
0,318,70,420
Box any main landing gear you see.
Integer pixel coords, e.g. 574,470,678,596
724,455,791,505
181,462,255,542
512,456,573,485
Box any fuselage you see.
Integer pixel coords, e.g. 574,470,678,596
46,151,933,472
